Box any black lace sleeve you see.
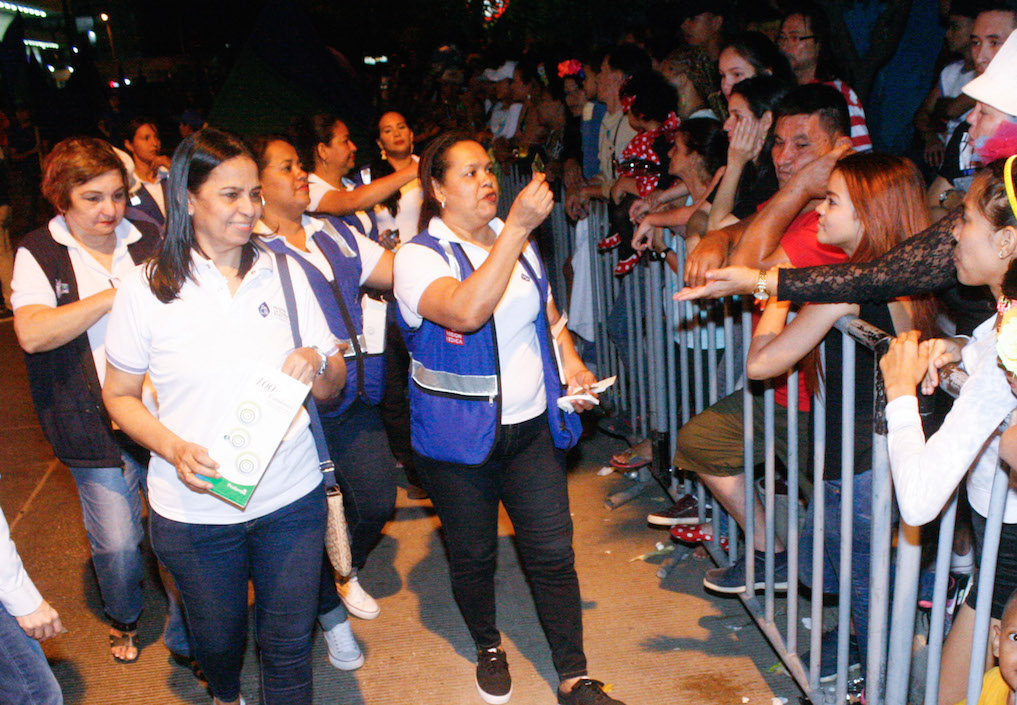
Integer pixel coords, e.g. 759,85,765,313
777,208,961,304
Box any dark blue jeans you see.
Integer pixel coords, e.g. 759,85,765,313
799,469,876,664
321,400,397,569
151,486,326,704
415,413,588,680
0,604,62,705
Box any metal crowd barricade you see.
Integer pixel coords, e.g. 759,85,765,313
532,180,1010,704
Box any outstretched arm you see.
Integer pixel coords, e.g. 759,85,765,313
777,208,960,303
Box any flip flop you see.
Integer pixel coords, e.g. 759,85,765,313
110,628,140,664
610,451,651,470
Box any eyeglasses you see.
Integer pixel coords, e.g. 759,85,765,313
778,33,816,44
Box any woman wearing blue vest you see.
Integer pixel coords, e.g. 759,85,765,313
250,134,394,664
393,132,625,705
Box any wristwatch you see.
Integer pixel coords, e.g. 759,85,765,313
753,269,769,301
310,346,328,376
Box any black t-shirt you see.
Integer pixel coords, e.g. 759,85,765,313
938,123,978,192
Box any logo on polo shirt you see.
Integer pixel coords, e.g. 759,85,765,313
258,302,270,317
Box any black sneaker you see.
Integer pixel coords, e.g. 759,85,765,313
703,550,789,594
647,494,700,526
558,678,625,705
476,647,512,704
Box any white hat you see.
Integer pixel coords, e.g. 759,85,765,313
482,60,518,82
963,29,1017,117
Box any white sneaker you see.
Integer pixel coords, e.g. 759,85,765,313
322,620,365,671
212,697,246,705
338,574,380,620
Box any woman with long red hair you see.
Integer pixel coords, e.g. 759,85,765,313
722,153,937,679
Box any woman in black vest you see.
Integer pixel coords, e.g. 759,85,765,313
10,137,181,664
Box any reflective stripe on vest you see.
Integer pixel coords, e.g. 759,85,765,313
410,357,498,397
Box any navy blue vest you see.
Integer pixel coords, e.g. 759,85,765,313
397,230,581,466
261,218,385,417
20,219,161,466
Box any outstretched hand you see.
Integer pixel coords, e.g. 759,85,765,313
675,265,759,301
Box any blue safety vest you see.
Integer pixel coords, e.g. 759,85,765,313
261,217,386,417
397,231,581,466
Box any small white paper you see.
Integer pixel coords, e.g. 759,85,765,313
361,295,387,354
206,364,310,508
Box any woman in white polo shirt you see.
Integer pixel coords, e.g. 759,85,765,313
392,132,624,705
11,137,175,665
299,113,418,240
102,128,345,705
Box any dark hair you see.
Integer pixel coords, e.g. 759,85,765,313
948,0,979,20
248,133,297,172
42,137,128,212
677,118,728,179
373,112,412,217
774,83,850,140
417,131,473,233
730,74,793,118
295,112,343,173
148,128,258,303
721,31,795,87
620,70,678,124
123,117,159,147
604,43,652,79
973,0,1017,22
781,2,841,81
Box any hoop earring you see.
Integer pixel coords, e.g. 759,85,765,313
1001,251,1008,260
439,199,445,209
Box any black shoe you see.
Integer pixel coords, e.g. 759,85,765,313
476,647,512,704
558,678,625,705
703,550,789,594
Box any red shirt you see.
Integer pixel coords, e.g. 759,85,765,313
755,207,849,411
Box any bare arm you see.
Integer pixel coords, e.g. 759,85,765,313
315,163,418,216
14,290,117,353
417,176,553,332
363,249,394,289
730,141,852,268
746,299,856,380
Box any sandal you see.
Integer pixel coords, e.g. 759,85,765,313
610,440,652,470
670,523,729,550
109,625,140,664
597,233,621,252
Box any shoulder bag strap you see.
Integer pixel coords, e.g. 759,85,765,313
275,252,338,489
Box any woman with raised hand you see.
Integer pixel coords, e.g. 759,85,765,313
102,128,345,705
393,132,624,705
879,156,1017,705
251,133,395,661
299,113,418,240
11,137,180,665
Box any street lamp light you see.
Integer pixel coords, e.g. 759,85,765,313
99,13,116,61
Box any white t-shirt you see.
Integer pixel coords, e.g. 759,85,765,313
394,217,547,424
489,102,524,140
11,216,145,385
105,246,339,524
307,173,374,237
254,214,386,286
360,157,423,241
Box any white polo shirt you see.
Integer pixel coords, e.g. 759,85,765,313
255,214,386,286
394,217,547,425
11,216,145,385
105,246,339,524
307,172,374,237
